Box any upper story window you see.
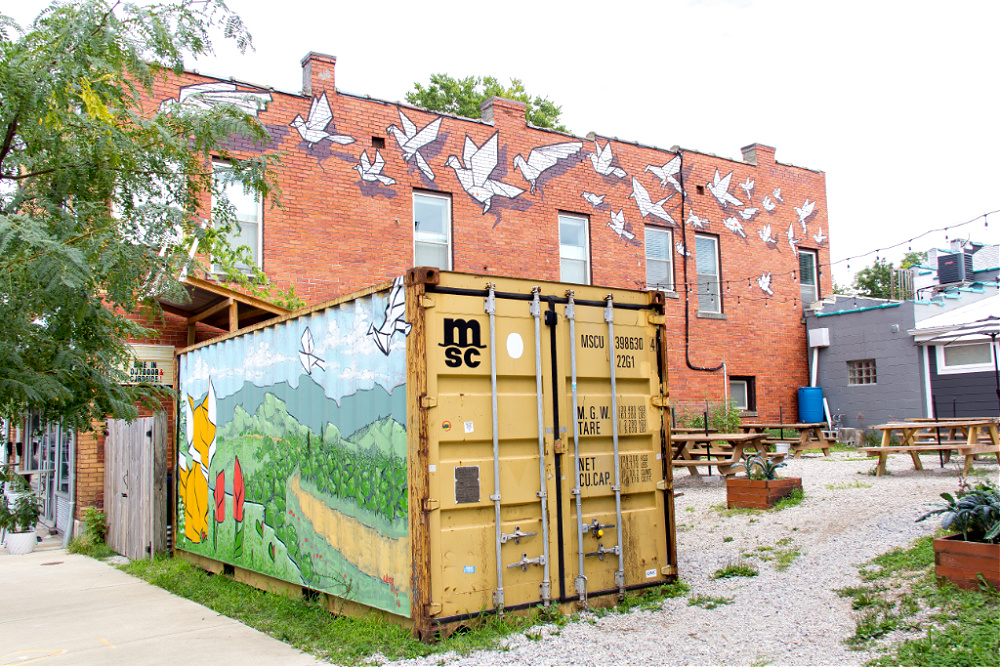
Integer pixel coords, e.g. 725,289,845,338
695,234,721,313
799,249,819,306
559,214,590,284
413,192,452,270
848,359,877,385
212,161,262,271
645,226,673,292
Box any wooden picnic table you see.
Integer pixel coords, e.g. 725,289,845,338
860,419,1000,476
671,432,779,477
671,427,720,434
738,422,833,458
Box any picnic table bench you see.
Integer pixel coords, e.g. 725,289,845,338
671,432,780,477
738,422,833,458
860,420,1000,476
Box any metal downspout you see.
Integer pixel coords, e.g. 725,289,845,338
61,430,77,549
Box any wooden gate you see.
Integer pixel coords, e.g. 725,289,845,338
104,414,167,560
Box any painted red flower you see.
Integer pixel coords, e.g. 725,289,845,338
233,457,245,523
214,470,225,523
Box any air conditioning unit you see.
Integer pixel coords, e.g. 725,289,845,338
937,253,973,284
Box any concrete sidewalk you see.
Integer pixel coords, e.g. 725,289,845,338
0,549,325,665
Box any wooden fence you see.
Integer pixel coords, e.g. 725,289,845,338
104,414,167,560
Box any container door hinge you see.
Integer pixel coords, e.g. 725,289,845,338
661,565,678,576
421,296,435,308
646,313,665,326
420,395,437,409
425,602,442,616
650,395,669,409
422,498,439,512
656,479,672,491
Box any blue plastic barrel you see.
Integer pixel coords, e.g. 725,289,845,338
798,387,824,423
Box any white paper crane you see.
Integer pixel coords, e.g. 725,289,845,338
353,150,395,186
607,209,636,242
630,177,676,225
290,93,355,147
299,328,326,374
762,195,776,212
686,210,708,229
676,241,691,257
368,276,411,355
445,133,524,213
513,141,583,193
813,227,827,244
757,272,773,295
707,169,744,209
739,177,755,203
758,224,776,244
590,139,626,179
582,192,605,207
723,216,746,238
386,109,442,181
159,82,273,117
772,187,783,203
786,222,799,253
794,198,816,233
645,155,683,193
740,207,760,221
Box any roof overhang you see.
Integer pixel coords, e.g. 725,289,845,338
156,276,289,344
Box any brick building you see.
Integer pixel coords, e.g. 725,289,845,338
19,52,831,531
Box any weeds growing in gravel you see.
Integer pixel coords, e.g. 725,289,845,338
742,537,800,571
826,481,873,490
712,559,759,579
771,488,805,511
688,594,734,609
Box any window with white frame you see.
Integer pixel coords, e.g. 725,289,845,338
413,192,452,270
559,214,590,284
936,342,995,374
645,226,673,291
799,249,818,306
729,376,756,411
695,234,721,313
212,161,262,271
848,359,877,385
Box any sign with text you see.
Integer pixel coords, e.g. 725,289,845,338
126,344,174,386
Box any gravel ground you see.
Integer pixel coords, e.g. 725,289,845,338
379,450,998,667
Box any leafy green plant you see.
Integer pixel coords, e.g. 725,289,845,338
772,488,805,511
712,559,759,579
680,401,744,432
0,492,41,533
82,507,108,543
688,594,734,609
916,480,1000,543
732,454,786,481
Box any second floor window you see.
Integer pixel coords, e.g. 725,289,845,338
559,214,590,284
695,234,720,313
799,249,818,306
645,226,673,291
413,192,452,270
213,162,262,272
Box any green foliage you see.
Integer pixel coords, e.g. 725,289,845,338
772,487,805,511
0,491,41,532
742,537,800,571
899,251,927,270
738,454,787,481
712,559,759,579
0,1,292,430
68,531,115,558
852,258,894,299
405,74,567,132
679,401,744,432
916,480,1000,543
82,506,107,542
688,594,734,609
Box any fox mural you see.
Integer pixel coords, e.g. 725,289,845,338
179,380,217,542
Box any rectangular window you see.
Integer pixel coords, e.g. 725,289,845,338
729,376,756,411
937,342,995,374
559,214,590,284
413,192,452,270
213,162,262,271
799,249,818,306
695,234,721,313
848,359,877,385
645,226,673,291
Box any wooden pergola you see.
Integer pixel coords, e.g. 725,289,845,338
156,275,290,345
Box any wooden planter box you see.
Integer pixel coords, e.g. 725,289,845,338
726,478,802,510
933,534,1000,591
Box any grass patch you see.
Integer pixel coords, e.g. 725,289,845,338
712,559,759,579
600,581,691,615
772,488,805,511
688,594,734,609
858,537,934,582
67,533,116,559
742,537,800,571
826,481,874,490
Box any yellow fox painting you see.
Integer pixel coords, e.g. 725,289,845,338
178,380,217,543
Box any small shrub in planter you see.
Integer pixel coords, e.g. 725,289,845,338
917,480,1000,590
726,455,803,510
0,492,42,555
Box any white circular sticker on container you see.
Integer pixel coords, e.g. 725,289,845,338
506,333,524,359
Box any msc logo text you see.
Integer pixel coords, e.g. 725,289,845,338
439,318,486,368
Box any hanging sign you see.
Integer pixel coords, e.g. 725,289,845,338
126,344,175,386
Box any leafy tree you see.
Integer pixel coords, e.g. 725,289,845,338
900,250,927,269
852,258,894,299
405,73,567,132
0,1,287,430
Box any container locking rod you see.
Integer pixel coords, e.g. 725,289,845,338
486,283,504,615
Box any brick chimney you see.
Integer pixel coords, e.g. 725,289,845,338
301,52,336,97
741,143,776,166
480,96,526,127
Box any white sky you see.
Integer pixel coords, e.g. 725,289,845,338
10,0,999,287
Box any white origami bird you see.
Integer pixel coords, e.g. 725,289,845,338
757,272,773,295
739,177,754,203
740,207,759,221
813,227,827,244
353,150,395,186
159,82,272,116
299,328,326,374
290,93,355,147
368,276,411,355
762,195,776,212
786,222,799,253
590,139,626,179
630,177,676,225
582,192,605,207
772,187,783,203
386,109,442,181
686,210,708,229
513,141,583,193
794,198,816,233
707,169,744,209
676,241,691,257
723,216,746,238
758,224,776,244
607,209,636,242
446,133,524,213
645,155,683,193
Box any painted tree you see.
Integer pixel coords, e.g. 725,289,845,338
0,1,289,430
406,74,567,132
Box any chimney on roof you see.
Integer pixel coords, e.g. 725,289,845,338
301,52,336,97
480,96,526,127
741,143,776,166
